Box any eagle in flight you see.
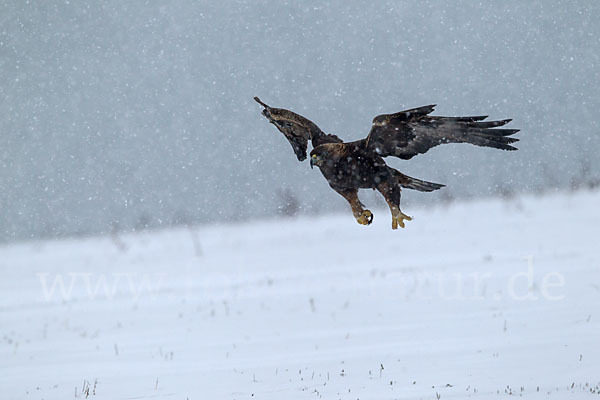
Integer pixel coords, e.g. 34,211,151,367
254,97,519,229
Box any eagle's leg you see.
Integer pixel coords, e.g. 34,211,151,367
377,182,412,230
335,188,373,226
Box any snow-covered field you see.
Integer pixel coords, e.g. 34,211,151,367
1,190,600,399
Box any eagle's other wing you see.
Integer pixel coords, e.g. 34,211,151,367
255,97,342,161
364,105,519,160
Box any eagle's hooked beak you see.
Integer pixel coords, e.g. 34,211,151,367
310,154,317,169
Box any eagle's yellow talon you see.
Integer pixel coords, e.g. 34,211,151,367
356,210,373,225
392,212,411,230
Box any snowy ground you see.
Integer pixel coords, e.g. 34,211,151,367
1,190,600,399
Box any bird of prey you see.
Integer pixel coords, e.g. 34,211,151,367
254,97,519,229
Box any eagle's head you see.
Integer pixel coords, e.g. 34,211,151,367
309,152,322,169
309,146,332,169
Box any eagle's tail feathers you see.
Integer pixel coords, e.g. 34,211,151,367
402,176,445,192
392,169,445,192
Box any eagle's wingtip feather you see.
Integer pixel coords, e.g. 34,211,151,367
254,97,269,108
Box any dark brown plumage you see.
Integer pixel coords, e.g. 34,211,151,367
254,97,519,229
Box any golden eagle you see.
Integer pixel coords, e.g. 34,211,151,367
254,97,519,229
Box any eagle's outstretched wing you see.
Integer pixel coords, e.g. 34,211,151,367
255,97,342,161
364,105,519,160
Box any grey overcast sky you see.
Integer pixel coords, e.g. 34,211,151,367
1,0,599,242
